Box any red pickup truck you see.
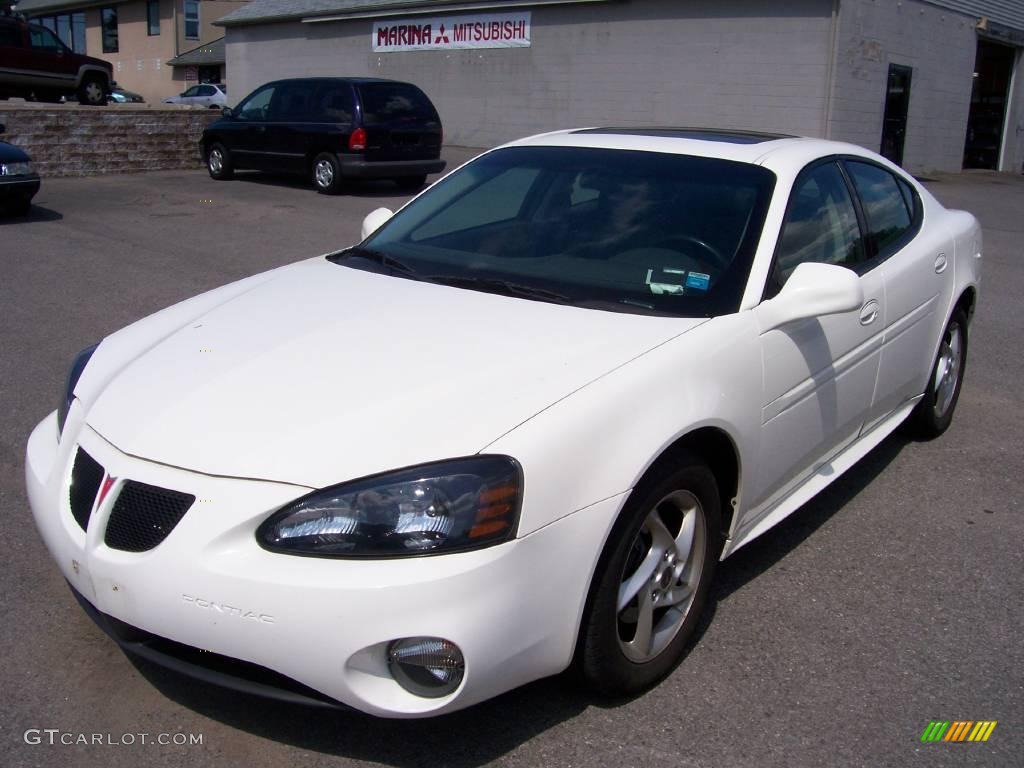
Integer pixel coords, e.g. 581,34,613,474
0,14,113,105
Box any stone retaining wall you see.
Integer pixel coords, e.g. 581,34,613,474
0,105,220,177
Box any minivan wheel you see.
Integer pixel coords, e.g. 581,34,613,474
207,143,233,180
577,458,721,696
312,152,343,195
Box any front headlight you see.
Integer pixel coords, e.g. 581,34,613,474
57,343,99,438
257,456,522,558
1,162,33,176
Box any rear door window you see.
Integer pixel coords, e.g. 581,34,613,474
311,82,354,123
357,82,438,125
844,160,916,259
273,80,317,121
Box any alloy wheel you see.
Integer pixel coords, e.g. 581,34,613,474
617,490,706,663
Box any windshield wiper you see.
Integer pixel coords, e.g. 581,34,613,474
329,247,421,279
425,275,573,305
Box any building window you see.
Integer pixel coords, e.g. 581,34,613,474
184,0,199,40
35,12,86,52
147,0,160,36
101,7,118,53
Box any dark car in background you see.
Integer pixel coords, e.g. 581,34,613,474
202,77,445,194
0,14,112,105
0,122,40,216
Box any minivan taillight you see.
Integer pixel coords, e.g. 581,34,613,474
348,128,367,151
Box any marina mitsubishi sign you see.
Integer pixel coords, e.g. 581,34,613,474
372,11,531,52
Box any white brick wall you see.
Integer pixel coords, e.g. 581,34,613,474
224,0,1010,173
226,0,835,147
829,0,978,172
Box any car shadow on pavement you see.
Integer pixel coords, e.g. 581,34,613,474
0,205,62,224
711,428,911,602
128,656,589,767
229,170,427,198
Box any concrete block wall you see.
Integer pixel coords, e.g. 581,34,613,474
829,0,978,173
0,106,219,177
226,0,836,149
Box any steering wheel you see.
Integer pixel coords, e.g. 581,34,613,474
655,235,729,270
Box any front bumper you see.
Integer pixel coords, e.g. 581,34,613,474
26,409,622,717
0,174,40,205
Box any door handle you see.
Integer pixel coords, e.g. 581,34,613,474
934,253,948,273
859,299,879,325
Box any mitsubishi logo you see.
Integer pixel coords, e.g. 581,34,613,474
435,24,450,44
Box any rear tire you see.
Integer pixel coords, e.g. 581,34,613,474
206,142,233,180
312,152,343,195
909,308,968,439
577,458,721,696
77,75,107,106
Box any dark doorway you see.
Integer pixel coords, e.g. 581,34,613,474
963,40,1015,169
880,64,913,166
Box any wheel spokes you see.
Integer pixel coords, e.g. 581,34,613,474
617,542,663,612
623,586,655,658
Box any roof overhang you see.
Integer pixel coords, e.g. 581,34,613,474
217,0,613,28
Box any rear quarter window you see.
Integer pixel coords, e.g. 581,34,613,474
845,160,916,258
357,83,438,125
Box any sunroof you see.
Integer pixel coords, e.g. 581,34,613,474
573,128,796,144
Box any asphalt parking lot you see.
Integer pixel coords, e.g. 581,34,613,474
2,157,1022,768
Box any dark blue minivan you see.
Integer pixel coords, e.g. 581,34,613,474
201,78,445,194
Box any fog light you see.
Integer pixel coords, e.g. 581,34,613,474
387,637,465,698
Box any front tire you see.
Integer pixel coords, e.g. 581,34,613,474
77,75,107,106
577,459,721,696
312,152,343,195
909,308,968,439
206,142,233,180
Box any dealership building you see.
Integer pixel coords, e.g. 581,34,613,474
216,0,1024,174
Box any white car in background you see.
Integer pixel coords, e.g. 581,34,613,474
26,128,981,718
162,82,226,108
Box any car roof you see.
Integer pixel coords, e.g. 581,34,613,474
502,127,881,172
263,77,416,86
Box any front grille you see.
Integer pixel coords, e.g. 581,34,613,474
104,481,195,552
69,448,104,532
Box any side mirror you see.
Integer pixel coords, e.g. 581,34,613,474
221,106,233,118
754,262,864,332
361,207,394,240
0,123,5,135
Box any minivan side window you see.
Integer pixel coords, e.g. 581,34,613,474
311,83,354,123
236,85,275,121
358,82,437,125
767,160,865,296
844,160,915,258
275,81,319,122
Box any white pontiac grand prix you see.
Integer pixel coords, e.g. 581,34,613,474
26,128,981,717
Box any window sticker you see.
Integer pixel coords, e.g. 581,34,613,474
646,267,687,296
685,272,711,292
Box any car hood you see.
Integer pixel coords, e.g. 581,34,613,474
0,141,30,163
82,258,702,489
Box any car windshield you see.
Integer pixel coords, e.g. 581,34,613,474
346,146,775,317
